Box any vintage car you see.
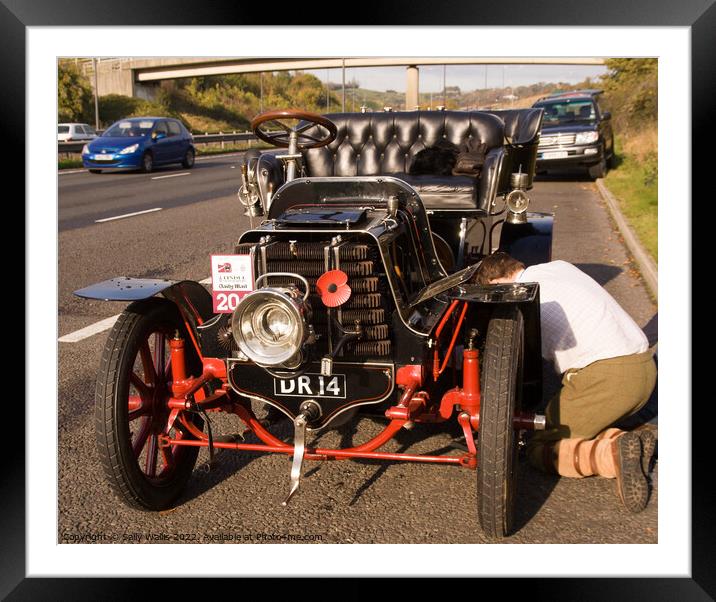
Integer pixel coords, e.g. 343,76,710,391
75,107,553,538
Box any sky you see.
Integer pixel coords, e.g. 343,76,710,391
305,64,609,93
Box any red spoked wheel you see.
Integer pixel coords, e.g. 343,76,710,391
95,298,204,510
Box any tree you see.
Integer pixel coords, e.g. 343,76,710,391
58,60,94,123
601,58,657,132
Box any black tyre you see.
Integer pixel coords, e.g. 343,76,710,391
140,151,153,173
607,150,617,169
89,169,102,174
182,147,195,168
477,305,524,538
95,298,204,510
588,154,607,180
432,233,456,272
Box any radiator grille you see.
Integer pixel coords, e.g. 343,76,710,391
239,240,393,358
538,133,576,147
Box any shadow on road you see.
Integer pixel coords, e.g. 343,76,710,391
180,448,258,506
574,263,623,286
534,170,594,183
642,313,658,347
308,417,469,507
510,358,561,532
178,419,292,506
513,463,560,534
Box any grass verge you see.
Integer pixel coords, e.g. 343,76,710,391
58,158,83,170
195,142,271,156
603,131,658,262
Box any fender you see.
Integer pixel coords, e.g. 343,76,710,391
498,211,553,267
448,282,542,409
74,277,213,353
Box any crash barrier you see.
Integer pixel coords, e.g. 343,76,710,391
57,131,257,155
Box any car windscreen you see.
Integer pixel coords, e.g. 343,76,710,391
536,100,597,125
103,120,155,137
58,126,70,133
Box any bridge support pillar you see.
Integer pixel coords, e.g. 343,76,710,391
406,65,419,110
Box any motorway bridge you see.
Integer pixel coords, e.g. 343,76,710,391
81,56,606,110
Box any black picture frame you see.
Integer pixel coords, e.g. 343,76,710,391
10,0,708,598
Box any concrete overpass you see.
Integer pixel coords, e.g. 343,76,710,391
82,56,606,109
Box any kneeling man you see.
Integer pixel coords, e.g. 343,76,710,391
475,252,657,513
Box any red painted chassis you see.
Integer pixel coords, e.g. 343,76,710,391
157,300,540,472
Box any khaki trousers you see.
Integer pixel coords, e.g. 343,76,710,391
527,351,656,472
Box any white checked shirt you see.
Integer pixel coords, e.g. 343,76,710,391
517,261,649,374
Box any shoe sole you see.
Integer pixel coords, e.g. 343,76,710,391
613,432,649,513
638,429,658,475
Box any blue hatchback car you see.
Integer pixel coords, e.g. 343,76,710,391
82,117,195,173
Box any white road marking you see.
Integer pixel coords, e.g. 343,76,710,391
95,208,163,223
58,152,247,175
61,276,213,343
58,314,120,343
151,172,191,180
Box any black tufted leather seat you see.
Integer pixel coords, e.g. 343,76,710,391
250,109,543,213
302,111,506,211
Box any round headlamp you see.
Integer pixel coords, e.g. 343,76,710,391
231,288,307,366
506,189,530,214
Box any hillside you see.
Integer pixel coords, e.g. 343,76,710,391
59,61,594,132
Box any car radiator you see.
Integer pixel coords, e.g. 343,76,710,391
235,240,393,359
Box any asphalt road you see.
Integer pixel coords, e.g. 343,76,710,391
58,158,658,544
58,153,246,231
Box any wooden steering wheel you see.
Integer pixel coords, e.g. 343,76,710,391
251,109,338,150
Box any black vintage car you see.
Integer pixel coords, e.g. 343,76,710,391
75,107,553,538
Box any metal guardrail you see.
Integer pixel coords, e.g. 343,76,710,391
57,131,257,154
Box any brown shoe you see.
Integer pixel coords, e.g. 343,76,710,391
612,432,649,513
636,427,658,476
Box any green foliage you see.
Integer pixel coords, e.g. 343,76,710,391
605,140,658,261
57,61,94,123
172,71,340,130
642,150,658,188
601,58,657,134
58,158,83,169
598,59,658,261
97,93,183,129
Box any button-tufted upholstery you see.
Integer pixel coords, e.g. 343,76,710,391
300,111,505,211
250,109,542,212
303,111,504,177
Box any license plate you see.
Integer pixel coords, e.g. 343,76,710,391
93,154,114,160
542,151,569,160
274,373,346,399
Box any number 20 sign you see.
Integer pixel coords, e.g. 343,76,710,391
210,255,254,313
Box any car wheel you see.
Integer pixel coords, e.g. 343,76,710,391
476,305,523,539
607,151,617,169
141,152,154,173
588,155,607,180
89,169,102,174
182,148,195,169
94,298,205,510
432,233,455,272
